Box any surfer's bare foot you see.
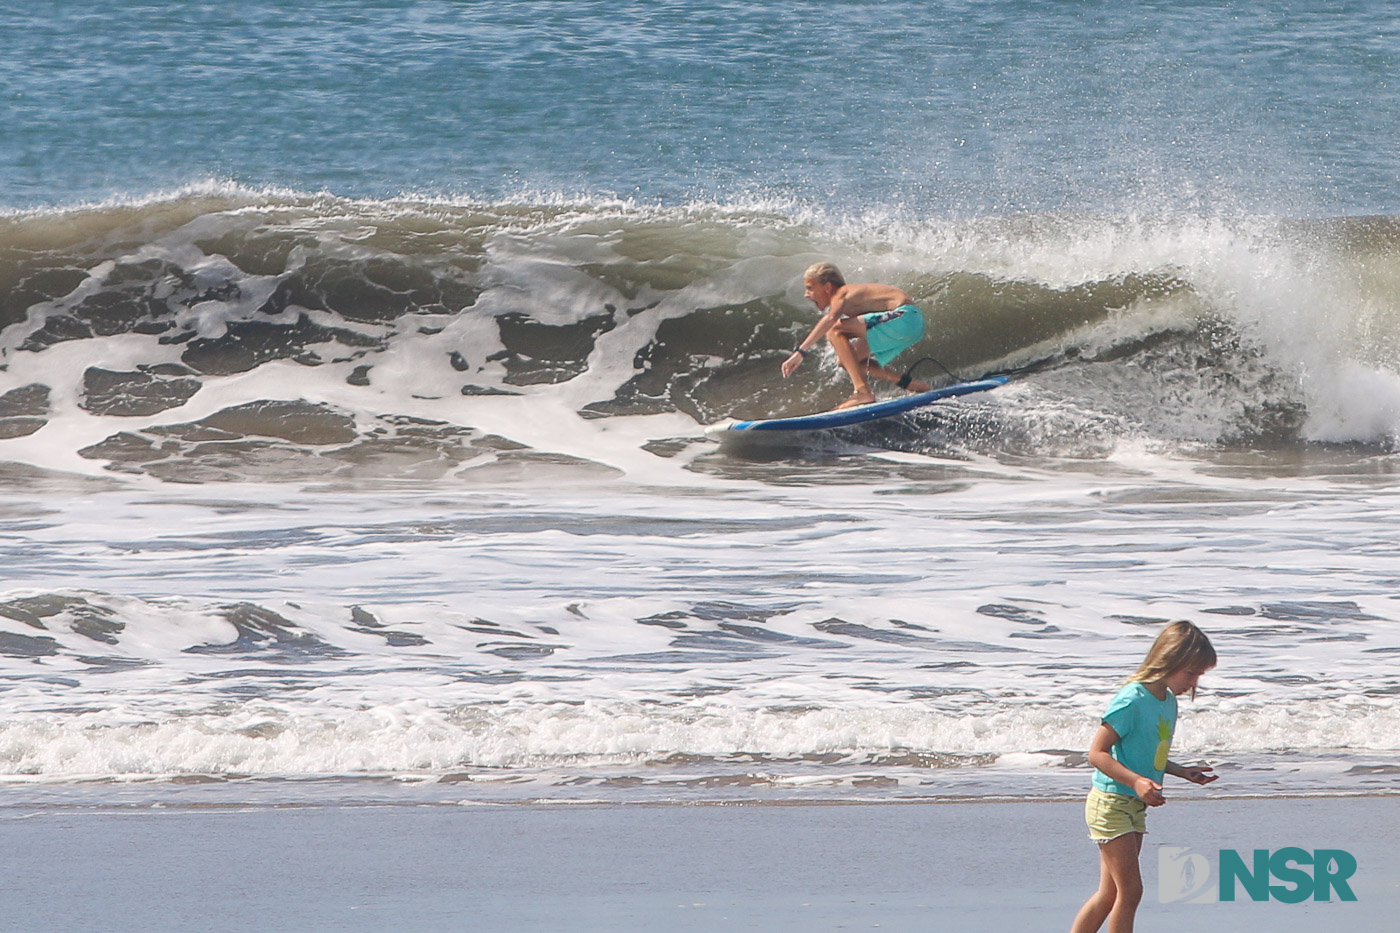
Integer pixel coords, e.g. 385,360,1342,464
835,393,876,409
904,379,930,393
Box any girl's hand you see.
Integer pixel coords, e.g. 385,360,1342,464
1134,776,1166,806
781,351,803,378
1181,765,1217,785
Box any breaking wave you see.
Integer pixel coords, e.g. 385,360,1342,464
6,186,1400,482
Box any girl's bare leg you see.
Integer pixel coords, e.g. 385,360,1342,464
1069,833,1144,933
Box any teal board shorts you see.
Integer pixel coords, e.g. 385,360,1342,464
860,304,925,367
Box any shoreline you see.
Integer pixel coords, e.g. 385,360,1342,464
5,789,1400,810
4,775,1400,814
3,774,1399,811
2,795,1392,932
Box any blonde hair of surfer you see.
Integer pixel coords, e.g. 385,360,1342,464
1069,620,1218,933
782,262,932,409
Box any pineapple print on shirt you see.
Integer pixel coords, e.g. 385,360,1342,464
1153,715,1173,771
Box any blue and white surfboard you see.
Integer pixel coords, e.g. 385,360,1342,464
704,376,1008,441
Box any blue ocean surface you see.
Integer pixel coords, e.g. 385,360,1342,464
4,0,1399,214
1,1,1399,806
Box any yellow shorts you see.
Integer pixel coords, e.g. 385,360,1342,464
1085,787,1147,842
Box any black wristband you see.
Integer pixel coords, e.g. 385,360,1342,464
794,347,808,357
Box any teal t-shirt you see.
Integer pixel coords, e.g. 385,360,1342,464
1091,681,1178,798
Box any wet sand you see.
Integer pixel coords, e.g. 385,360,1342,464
1,796,1393,931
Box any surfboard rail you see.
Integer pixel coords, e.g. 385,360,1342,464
704,375,1009,439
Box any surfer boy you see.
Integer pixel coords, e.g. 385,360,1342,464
781,262,931,409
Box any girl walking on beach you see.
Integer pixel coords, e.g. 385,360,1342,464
1069,620,1218,933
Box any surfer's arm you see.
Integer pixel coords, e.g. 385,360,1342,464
781,307,843,377
1087,722,1165,806
1165,760,1217,785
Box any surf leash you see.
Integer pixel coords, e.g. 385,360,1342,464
897,356,960,388
900,354,1052,388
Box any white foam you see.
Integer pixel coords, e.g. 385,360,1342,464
1302,362,1400,444
0,693,1393,781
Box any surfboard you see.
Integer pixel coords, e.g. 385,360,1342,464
704,375,1009,441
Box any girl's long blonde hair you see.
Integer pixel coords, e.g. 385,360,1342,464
1127,620,1216,697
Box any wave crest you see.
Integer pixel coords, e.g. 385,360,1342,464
5,192,1400,479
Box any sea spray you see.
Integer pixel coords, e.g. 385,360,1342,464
8,192,1400,484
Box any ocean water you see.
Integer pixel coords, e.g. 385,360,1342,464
2,1,1400,808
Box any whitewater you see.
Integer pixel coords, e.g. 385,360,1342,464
1,189,1397,805
4,2,1400,807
